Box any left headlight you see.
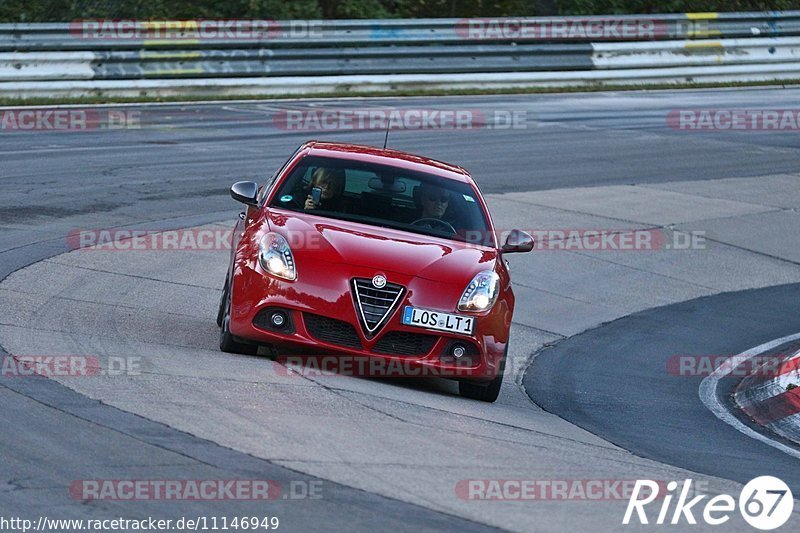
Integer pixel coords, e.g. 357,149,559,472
458,271,500,312
258,232,296,281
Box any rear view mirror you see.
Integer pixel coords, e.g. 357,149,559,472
369,176,406,193
501,229,534,253
230,181,259,207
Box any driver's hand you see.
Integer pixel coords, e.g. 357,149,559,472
304,196,316,210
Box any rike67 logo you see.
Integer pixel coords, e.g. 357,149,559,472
624,477,793,530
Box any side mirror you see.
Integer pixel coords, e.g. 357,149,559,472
501,229,534,253
230,181,259,207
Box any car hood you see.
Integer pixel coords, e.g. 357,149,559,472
266,210,497,284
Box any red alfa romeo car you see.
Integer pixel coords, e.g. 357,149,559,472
217,141,533,402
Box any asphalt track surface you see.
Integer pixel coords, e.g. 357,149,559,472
528,283,800,492
2,88,800,531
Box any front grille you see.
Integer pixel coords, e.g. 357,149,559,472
373,331,438,357
352,278,405,336
304,313,363,350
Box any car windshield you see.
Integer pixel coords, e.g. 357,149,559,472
269,155,494,246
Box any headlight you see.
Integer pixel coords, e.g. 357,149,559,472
458,271,500,312
258,233,296,281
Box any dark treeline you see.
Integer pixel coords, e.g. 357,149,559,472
1,0,798,21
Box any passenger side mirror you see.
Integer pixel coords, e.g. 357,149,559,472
230,181,259,207
501,229,534,253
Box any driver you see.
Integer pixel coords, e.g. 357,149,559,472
418,183,450,220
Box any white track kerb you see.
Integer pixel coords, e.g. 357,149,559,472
699,332,800,460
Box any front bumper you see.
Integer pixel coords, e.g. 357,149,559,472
229,258,511,381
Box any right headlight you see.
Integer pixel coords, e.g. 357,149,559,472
258,232,296,281
458,271,500,312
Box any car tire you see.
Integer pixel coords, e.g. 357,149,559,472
216,277,228,328
458,349,506,402
219,279,258,355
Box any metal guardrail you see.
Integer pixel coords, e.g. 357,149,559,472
0,46,596,81
2,12,800,49
0,12,798,98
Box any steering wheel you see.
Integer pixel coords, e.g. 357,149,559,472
411,218,457,234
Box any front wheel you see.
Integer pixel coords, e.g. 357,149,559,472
219,279,258,355
458,350,506,402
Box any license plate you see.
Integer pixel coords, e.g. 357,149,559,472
401,306,474,335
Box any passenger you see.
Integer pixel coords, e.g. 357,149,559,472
303,167,346,212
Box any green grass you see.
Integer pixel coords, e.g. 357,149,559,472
1,79,799,107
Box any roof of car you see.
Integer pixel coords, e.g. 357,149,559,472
303,141,474,184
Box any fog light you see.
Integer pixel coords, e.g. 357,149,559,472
271,312,287,328
451,345,466,358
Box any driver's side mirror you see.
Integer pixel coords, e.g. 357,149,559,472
230,181,259,207
501,229,534,253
